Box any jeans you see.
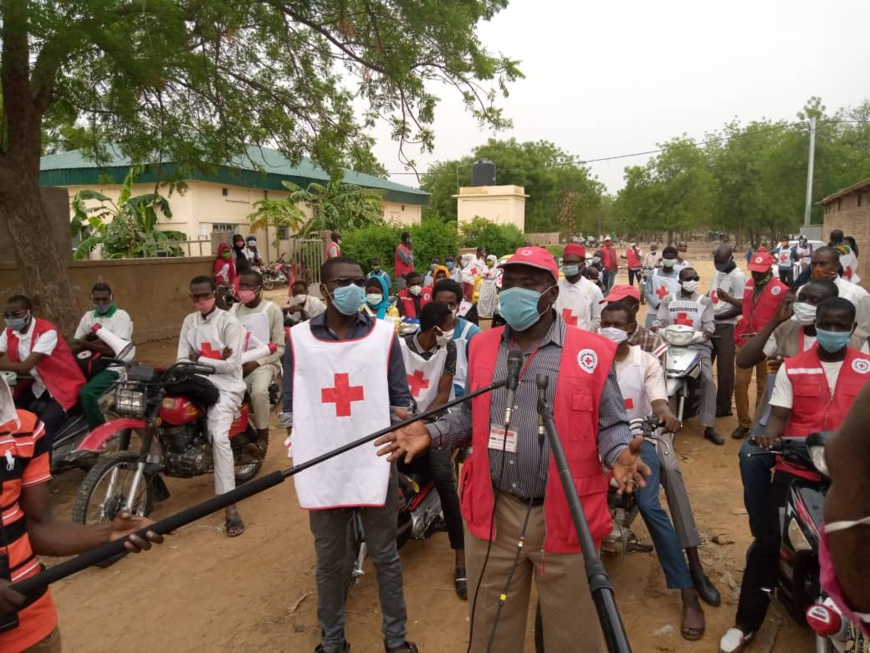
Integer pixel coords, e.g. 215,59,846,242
428,448,464,550
635,441,693,590
15,386,66,450
628,268,641,286
78,369,119,429
778,267,794,286
738,439,776,538
309,473,408,651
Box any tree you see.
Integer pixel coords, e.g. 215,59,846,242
0,1,520,333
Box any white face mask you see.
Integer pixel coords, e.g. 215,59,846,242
436,328,455,347
681,280,700,293
366,293,383,305
599,326,629,343
791,301,817,326
662,258,676,268
409,285,422,296
291,295,307,305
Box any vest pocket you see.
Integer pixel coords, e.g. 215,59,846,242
567,391,595,442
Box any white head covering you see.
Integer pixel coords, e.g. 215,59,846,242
486,254,498,264
0,374,19,429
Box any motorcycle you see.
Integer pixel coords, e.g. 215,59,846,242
70,361,264,526
216,283,237,309
262,260,288,290
658,324,705,422
347,453,444,588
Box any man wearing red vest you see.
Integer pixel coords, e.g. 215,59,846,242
723,252,788,440
378,247,648,653
719,296,870,653
396,271,432,319
0,295,85,448
394,232,414,291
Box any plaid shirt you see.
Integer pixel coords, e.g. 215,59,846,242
629,325,667,366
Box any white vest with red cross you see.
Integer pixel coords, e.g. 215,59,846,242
776,247,793,268
664,294,707,330
399,336,448,414
289,319,393,509
615,347,652,421
650,270,681,308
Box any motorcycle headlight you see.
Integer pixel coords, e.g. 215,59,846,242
787,517,812,552
661,327,694,347
809,446,829,477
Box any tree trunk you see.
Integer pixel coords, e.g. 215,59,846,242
0,163,80,336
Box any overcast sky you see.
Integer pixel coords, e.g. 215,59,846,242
367,0,870,195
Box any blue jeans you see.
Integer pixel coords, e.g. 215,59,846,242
635,440,693,590
738,439,777,539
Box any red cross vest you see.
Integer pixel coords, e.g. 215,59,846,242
616,347,654,421
664,294,708,330
649,270,681,308
734,278,789,347
288,319,393,509
399,336,448,414
394,243,413,280
461,326,614,553
776,247,793,268
782,345,870,437
6,319,85,411
397,287,432,319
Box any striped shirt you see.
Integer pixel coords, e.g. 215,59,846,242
628,325,668,366
428,315,632,499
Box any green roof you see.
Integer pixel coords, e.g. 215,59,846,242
40,145,429,206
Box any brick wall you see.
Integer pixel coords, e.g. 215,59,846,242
823,189,870,290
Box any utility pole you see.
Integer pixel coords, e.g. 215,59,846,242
803,116,817,227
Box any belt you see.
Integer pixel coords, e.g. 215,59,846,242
498,489,545,507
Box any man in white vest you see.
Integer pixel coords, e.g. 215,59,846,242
399,301,468,598
177,276,246,536
554,242,603,331
644,245,682,329
281,256,417,653
653,267,724,445
230,269,284,457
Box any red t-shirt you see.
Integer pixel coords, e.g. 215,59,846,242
0,411,58,653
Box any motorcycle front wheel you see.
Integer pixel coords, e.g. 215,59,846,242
73,451,153,526
262,275,275,291
232,425,264,484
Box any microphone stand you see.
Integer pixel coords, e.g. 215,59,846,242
535,374,632,653
11,379,506,597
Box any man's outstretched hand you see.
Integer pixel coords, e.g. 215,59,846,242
109,512,167,553
612,436,651,495
375,408,432,463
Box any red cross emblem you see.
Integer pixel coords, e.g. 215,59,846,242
624,397,634,410
845,265,853,279
655,285,670,300
674,312,694,327
561,308,578,326
321,373,365,418
407,370,430,397
711,290,719,304
199,342,223,360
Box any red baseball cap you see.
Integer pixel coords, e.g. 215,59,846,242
500,247,559,282
563,243,586,258
748,252,775,272
602,284,641,304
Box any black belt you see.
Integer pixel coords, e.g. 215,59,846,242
498,489,545,506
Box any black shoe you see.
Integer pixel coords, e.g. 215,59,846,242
692,572,722,607
315,643,350,653
731,426,750,440
385,642,418,653
715,410,733,418
455,566,468,600
704,430,725,445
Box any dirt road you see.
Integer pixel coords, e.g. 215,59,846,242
48,246,814,652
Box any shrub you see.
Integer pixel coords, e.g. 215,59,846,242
459,217,525,258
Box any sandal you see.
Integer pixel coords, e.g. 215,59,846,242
455,566,468,600
681,601,705,641
244,441,267,461
225,514,245,538
719,627,755,653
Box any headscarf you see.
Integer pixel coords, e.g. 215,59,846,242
486,254,498,267
214,243,237,283
365,275,392,319
433,265,451,282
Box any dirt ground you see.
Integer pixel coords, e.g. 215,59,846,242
48,244,814,652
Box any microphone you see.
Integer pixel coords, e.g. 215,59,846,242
503,350,524,428
536,374,549,445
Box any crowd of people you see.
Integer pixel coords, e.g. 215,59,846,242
0,227,868,652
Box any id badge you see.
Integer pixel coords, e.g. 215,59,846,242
488,424,518,454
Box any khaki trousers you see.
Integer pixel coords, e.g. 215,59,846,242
734,346,767,428
466,492,603,653
23,626,61,653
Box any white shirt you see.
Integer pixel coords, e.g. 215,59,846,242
285,296,327,324
770,361,843,409
614,346,667,402
0,319,58,398
177,308,246,396
710,266,747,324
74,306,135,373
834,276,870,338
554,276,604,331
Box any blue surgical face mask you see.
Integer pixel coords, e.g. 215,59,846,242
330,284,365,316
446,261,454,270
5,311,29,332
561,265,580,277
498,286,552,332
93,303,113,315
815,328,851,353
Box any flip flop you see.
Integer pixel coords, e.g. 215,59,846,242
681,605,705,641
225,515,245,537
719,627,755,653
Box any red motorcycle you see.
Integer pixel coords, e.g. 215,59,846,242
71,361,263,526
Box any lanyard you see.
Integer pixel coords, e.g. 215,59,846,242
508,339,544,385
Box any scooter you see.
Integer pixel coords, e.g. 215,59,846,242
658,324,705,422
